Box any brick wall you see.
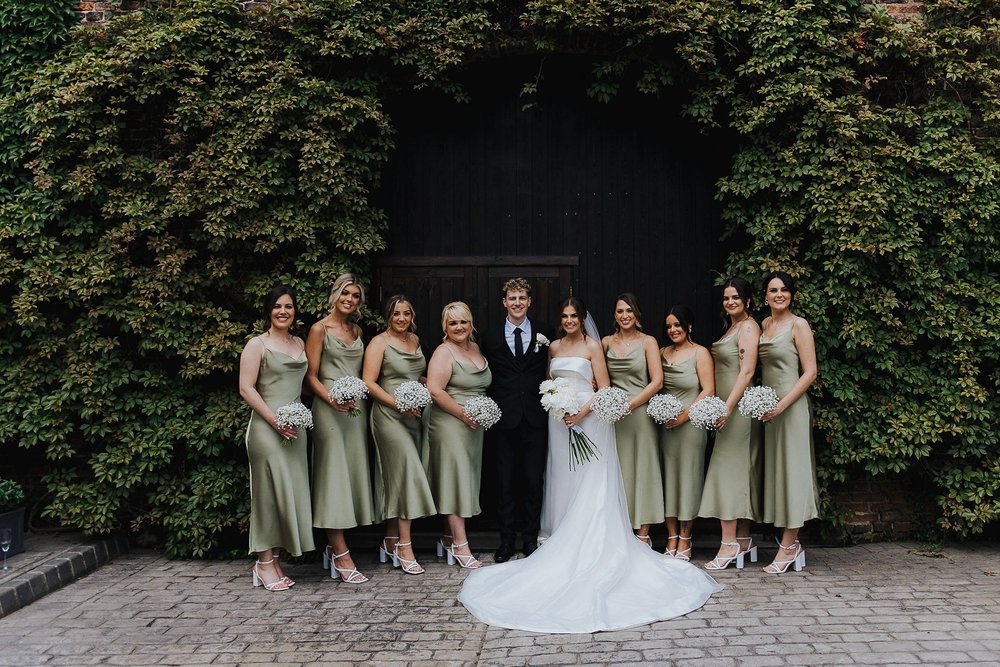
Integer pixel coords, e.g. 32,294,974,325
830,475,923,540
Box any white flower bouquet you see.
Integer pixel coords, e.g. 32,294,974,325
393,380,432,413
646,393,684,425
539,378,600,469
535,333,550,350
274,402,313,437
463,395,502,429
738,386,779,421
590,387,632,423
687,396,729,430
328,376,368,418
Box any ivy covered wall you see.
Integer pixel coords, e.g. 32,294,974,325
0,0,996,555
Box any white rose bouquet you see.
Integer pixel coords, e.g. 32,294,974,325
646,393,684,425
738,386,779,421
590,387,632,423
463,395,502,429
393,380,432,413
687,396,729,430
328,376,368,418
539,378,600,469
274,402,314,439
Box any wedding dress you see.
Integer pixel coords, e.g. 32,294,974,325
459,356,722,633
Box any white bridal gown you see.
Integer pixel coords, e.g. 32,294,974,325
459,356,722,633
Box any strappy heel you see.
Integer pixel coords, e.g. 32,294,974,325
436,533,453,558
445,541,482,569
252,558,291,591
764,540,805,574
664,535,680,557
636,533,652,547
378,536,399,564
392,541,424,575
272,553,294,586
675,535,693,561
329,549,368,584
704,540,743,571
736,536,758,563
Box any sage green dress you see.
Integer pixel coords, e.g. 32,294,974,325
370,345,436,520
245,348,315,556
759,330,820,528
659,354,708,521
425,359,492,517
607,346,664,528
698,332,763,521
312,333,378,530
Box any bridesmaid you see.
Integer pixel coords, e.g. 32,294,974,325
305,273,376,584
426,302,491,569
699,278,764,570
659,305,715,561
759,271,819,573
238,285,315,591
601,294,664,546
362,295,436,575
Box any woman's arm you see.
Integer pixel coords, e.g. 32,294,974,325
564,337,610,427
629,335,664,412
763,318,817,422
305,322,350,412
427,347,478,429
239,337,297,439
362,335,397,410
717,321,761,429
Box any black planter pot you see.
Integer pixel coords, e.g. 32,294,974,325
0,506,26,557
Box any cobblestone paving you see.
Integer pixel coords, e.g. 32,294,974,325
0,542,997,666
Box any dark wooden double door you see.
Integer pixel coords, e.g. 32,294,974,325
374,256,576,530
374,256,577,351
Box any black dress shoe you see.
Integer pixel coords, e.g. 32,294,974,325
522,537,538,557
494,542,516,563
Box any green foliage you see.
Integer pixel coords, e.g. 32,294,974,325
0,0,77,95
0,478,26,512
1,0,997,552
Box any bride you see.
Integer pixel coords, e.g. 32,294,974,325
459,297,722,633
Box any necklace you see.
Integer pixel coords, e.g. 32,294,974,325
616,332,642,348
266,330,292,344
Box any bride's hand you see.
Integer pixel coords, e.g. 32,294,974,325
564,410,586,428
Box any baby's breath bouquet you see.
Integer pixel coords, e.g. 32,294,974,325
463,395,502,429
274,402,313,438
647,393,684,425
687,396,728,430
590,387,632,423
328,376,368,417
539,378,600,469
737,386,779,421
393,380,432,413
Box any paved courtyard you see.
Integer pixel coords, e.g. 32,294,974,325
0,541,998,666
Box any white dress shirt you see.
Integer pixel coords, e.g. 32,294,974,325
504,318,532,357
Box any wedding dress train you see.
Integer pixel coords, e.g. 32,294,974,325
459,356,721,633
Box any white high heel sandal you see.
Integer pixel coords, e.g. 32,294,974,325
392,541,424,575
378,536,399,564
444,541,482,569
763,540,806,574
704,540,744,571
736,536,759,563
328,549,368,583
252,558,291,591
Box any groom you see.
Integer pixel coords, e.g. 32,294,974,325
483,278,555,562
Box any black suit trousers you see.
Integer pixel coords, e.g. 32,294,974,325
493,419,548,544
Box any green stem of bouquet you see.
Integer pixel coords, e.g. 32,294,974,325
568,426,600,470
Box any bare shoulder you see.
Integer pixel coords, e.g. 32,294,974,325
793,316,813,333
367,333,387,352
309,320,327,335
241,334,265,358
740,319,762,336
585,336,604,356
695,344,712,360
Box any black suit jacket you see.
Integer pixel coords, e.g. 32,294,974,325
483,319,555,430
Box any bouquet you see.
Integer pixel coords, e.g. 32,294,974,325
646,393,684,425
687,396,728,430
539,378,600,469
534,333,550,350
463,395,502,429
274,402,314,438
328,376,368,417
590,387,632,423
738,386,779,421
393,380,432,413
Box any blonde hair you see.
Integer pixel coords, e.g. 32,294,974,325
327,273,365,314
440,301,475,342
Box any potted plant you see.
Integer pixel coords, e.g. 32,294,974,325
0,478,26,557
